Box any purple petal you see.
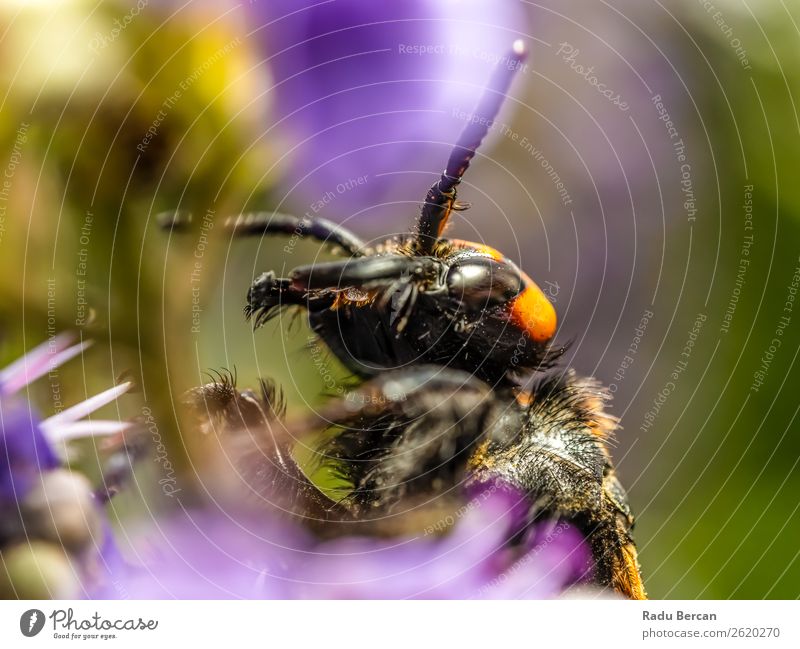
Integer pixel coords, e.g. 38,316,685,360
292,487,585,599
249,0,526,222
97,508,308,599
41,382,132,430
0,399,58,503
0,335,91,395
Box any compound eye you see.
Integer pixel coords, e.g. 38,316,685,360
446,258,523,307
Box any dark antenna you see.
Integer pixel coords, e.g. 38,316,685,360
415,39,528,255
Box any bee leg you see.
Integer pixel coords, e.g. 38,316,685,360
584,510,647,600
245,271,335,327
287,255,437,291
246,256,437,327
181,373,347,523
222,212,366,257
158,210,365,257
613,540,647,600
467,370,647,598
290,366,500,514
590,472,647,599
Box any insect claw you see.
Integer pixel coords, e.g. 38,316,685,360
254,308,272,330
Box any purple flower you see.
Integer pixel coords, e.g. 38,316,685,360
102,484,590,599
0,403,57,505
0,334,133,467
98,508,305,599
292,484,588,599
0,334,133,597
250,0,526,224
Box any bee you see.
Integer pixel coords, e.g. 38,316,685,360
173,40,645,599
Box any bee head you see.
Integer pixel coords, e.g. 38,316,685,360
440,240,556,344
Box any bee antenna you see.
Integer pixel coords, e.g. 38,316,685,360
415,39,528,254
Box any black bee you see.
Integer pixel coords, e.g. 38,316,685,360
174,40,645,599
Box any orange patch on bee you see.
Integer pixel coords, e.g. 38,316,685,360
509,283,557,342
514,390,534,407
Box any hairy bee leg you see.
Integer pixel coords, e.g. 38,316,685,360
247,257,438,326
586,472,647,599
182,375,348,523
233,427,349,523
612,541,647,600
584,512,646,600
245,271,335,327
290,366,501,513
223,212,366,257
467,370,646,599
599,469,647,599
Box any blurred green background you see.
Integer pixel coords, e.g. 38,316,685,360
1,0,798,599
